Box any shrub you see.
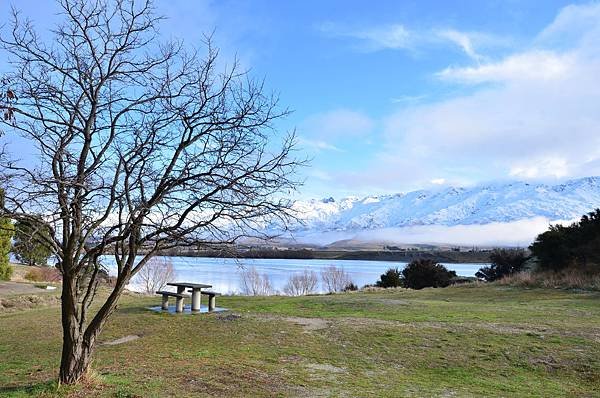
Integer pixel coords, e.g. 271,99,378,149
402,259,456,290
134,257,175,294
530,209,600,271
321,265,353,293
344,282,358,291
24,267,61,283
498,268,600,291
240,266,273,296
375,267,403,288
283,270,318,296
24,268,43,282
0,211,14,281
476,249,529,282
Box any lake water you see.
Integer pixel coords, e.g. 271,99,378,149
103,256,487,294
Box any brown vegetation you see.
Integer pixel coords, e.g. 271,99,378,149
498,268,600,291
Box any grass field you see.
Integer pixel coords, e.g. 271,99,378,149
1,284,599,397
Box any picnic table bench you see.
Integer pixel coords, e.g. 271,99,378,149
201,291,221,312
156,290,189,313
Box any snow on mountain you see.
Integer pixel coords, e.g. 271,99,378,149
287,176,600,233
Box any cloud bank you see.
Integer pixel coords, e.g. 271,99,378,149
292,217,573,247
313,2,600,193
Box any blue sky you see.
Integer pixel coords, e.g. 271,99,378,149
2,1,600,199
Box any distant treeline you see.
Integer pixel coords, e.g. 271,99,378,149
152,247,492,264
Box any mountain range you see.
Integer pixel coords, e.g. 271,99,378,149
275,177,600,246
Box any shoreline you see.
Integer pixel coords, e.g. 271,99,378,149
151,248,492,264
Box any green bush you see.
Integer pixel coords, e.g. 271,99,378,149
344,282,358,291
376,267,403,288
476,249,529,281
530,209,600,271
0,215,14,281
402,259,456,290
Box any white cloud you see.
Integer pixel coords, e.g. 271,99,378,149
327,2,600,190
437,50,574,83
436,29,482,62
319,22,509,59
319,22,413,51
293,217,572,247
509,157,570,179
297,137,344,153
354,24,413,50
537,2,600,48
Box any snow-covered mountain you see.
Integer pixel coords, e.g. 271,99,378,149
286,176,600,233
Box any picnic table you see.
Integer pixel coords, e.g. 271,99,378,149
167,282,212,312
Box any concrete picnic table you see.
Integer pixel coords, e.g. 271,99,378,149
167,282,212,312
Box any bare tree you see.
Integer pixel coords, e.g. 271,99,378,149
283,270,318,296
0,0,301,384
134,256,175,294
321,265,353,293
239,266,273,296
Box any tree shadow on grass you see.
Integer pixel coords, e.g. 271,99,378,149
0,379,59,396
114,305,155,315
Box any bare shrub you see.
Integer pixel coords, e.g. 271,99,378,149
134,258,175,294
240,266,273,296
283,270,318,296
24,268,43,282
24,266,61,283
321,265,353,293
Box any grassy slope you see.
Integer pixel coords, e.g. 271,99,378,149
0,285,599,397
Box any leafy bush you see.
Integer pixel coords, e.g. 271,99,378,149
476,249,529,281
530,209,600,271
375,267,403,288
402,259,456,290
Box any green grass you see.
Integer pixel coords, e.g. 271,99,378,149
1,285,599,397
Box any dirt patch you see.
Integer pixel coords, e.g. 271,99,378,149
283,316,329,332
101,335,141,346
216,314,241,322
254,314,330,332
375,299,411,305
306,363,346,373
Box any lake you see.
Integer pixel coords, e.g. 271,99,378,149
103,256,487,294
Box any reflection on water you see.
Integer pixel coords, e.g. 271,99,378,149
102,256,487,294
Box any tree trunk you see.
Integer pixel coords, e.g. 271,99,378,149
59,329,93,384
58,272,127,384
58,275,96,384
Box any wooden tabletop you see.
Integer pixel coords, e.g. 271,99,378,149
167,282,212,289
